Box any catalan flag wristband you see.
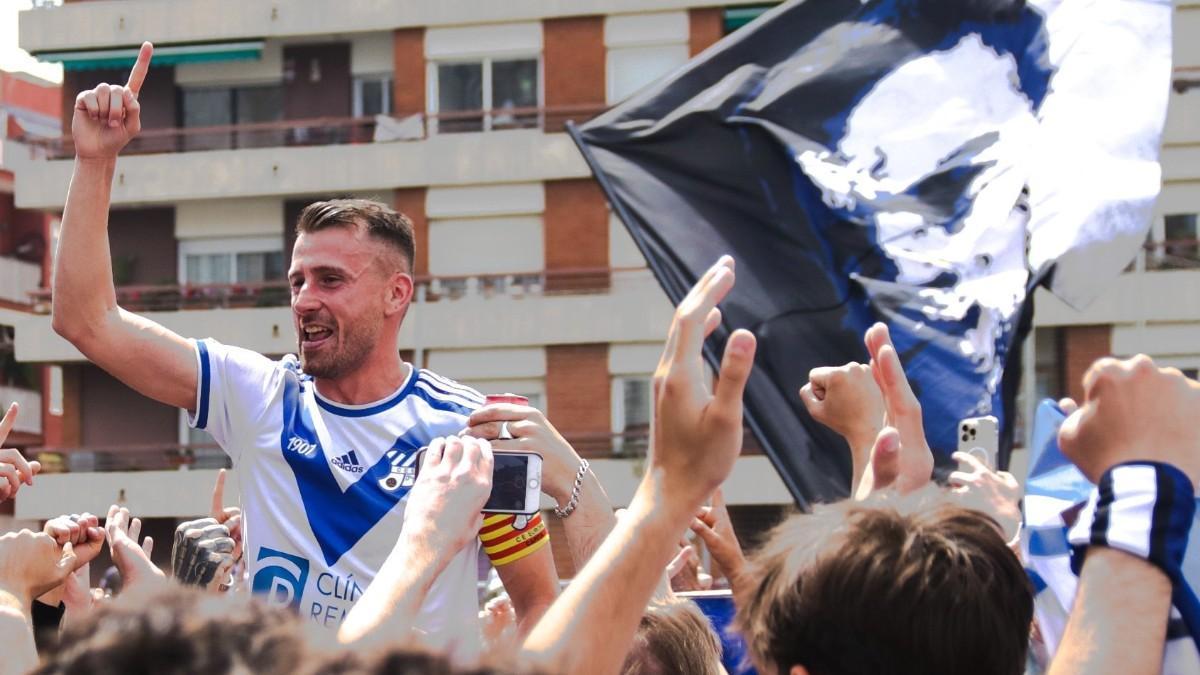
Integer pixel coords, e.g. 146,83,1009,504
479,512,550,567
1067,461,1195,578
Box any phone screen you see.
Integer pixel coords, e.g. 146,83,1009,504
485,453,533,512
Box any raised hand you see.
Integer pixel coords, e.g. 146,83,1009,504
0,529,77,603
466,403,581,505
43,512,106,568
949,451,1022,542
799,361,885,490
689,488,747,592
72,42,152,160
172,517,236,591
0,403,41,503
863,323,934,493
402,436,494,556
650,256,757,516
106,504,165,591
210,469,243,562
1059,355,1200,486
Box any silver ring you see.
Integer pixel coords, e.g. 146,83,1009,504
499,421,513,440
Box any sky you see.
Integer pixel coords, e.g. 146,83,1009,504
0,0,64,83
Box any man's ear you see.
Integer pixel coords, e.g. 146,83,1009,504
384,271,414,317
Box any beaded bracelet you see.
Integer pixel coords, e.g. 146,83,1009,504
555,458,590,518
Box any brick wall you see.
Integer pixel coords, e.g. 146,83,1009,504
393,28,425,118
546,343,610,455
689,7,725,56
394,187,428,276
543,179,609,291
542,16,605,131
1062,324,1112,403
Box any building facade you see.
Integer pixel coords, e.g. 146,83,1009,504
0,66,58,530
5,1,1199,577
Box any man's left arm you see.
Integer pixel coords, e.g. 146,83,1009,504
485,513,559,636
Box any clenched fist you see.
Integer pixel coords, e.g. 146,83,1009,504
1059,354,1200,487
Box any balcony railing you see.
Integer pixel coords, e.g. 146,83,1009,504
26,266,647,314
16,104,609,161
23,425,767,473
27,430,652,473
1141,238,1200,271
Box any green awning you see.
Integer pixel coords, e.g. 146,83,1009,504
38,41,264,71
724,5,779,33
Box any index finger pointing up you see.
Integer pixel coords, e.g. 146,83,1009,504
210,468,227,520
126,42,154,97
0,402,18,446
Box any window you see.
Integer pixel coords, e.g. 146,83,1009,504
179,237,285,285
1160,213,1199,269
429,57,540,133
612,376,652,455
606,45,687,104
354,75,394,117
180,84,283,151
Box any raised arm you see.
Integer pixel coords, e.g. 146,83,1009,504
522,256,757,674
51,42,197,411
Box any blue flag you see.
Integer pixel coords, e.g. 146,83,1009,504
570,0,1170,505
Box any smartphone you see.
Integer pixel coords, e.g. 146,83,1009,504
483,451,543,515
957,415,999,469
408,448,543,515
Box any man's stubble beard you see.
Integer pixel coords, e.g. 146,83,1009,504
300,314,382,380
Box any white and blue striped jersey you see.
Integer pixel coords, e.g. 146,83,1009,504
188,338,486,637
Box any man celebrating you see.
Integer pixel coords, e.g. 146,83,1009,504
51,43,557,638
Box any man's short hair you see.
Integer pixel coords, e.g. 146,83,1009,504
34,585,516,675
296,199,416,273
621,598,724,675
33,585,304,675
735,487,1033,675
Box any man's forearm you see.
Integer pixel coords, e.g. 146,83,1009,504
556,474,617,570
52,158,119,338
523,473,690,674
0,588,37,675
1049,547,1172,675
337,535,445,645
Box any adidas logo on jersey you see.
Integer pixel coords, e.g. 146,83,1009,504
332,450,365,474
287,435,318,457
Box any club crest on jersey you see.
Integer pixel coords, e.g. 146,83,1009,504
287,435,319,457
331,450,365,474
377,448,420,493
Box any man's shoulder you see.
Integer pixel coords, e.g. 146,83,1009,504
409,369,484,416
200,337,301,375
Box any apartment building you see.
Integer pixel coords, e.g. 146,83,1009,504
5,1,1199,576
0,66,58,529
6,1,795,576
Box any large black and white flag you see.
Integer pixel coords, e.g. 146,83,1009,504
571,0,1172,505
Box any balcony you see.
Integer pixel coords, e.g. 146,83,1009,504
14,434,790,520
0,384,41,435
1034,238,1200,328
8,107,604,209
17,0,735,53
14,267,673,362
0,256,41,307
17,105,606,161
26,266,636,315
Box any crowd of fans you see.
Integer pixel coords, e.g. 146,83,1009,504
1,255,1195,674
